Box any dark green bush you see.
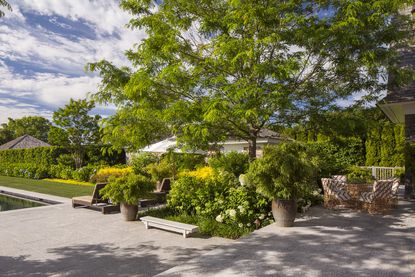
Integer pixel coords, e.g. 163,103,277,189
131,152,158,176
346,166,374,184
72,165,98,182
208,151,249,177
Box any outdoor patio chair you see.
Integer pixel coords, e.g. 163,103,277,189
322,178,352,209
359,179,395,214
140,178,172,207
332,175,347,184
72,183,120,214
391,178,401,207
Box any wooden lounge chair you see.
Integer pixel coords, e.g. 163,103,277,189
140,178,172,207
72,183,120,214
359,179,395,214
322,178,352,209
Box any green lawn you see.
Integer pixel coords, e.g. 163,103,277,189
0,176,94,198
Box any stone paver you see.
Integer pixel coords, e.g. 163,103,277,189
0,188,231,276
157,201,415,277
1,186,415,277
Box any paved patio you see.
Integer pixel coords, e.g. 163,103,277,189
1,186,415,276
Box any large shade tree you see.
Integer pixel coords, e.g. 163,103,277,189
50,99,101,168
90,0,415,158
0,116,51,144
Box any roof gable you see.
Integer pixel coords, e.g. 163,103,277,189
0,135,51,150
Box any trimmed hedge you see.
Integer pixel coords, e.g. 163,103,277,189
0,147,66,165
0,146,125,167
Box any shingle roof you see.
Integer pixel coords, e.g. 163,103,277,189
0,135,51,150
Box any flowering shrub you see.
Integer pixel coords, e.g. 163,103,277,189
178,166,214,180
0,162,49,179
90,166,133,183
43,178,94,186
168,170,272,230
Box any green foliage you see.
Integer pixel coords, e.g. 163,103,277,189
163,152,206,172
131,152,158,175
57,154,76,168
247,143,318,200
139,206,254,239
0,162,49,179
101,173,155,205
89,166,132,183
91,0,413,158
168,171,272,228
0,116,51,144
52,98,101,168
0,146,67,165
208,152,249,177
346,166,374,184
72,165,98,182
145,159,174,182
307,139,364,176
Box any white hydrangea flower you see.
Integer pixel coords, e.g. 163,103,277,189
312,190,320,196
246,223,251,227
215,214,223,223
238,205,245,213
238,223,243,228
259,214,265,220
229,209,237,217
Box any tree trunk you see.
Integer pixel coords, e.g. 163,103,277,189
248,138,257,160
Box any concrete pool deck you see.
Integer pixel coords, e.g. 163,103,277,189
0,186,414,276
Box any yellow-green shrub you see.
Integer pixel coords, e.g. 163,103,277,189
90,166,132,183
178,166,214,180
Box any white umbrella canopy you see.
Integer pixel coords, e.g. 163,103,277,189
141,137,206,154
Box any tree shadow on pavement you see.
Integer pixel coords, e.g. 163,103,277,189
158,200,415,277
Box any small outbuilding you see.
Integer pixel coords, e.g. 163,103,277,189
0,135,51,150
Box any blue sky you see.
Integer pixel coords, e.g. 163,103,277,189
0,0,146,123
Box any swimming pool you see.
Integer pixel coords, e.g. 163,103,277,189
0,193,46,212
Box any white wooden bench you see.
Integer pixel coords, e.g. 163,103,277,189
140,216,199,238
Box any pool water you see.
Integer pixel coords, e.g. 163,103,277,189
0,194,45,212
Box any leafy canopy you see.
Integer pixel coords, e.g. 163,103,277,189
0,116,51,144
90,0,415,157
50,99,101,168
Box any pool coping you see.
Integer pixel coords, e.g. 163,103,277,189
0,186,71,205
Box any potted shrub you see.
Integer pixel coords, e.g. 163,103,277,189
101,173,155,221
247,142,318,227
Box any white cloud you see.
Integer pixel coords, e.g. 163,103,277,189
0,1,147,123
0,105,53,123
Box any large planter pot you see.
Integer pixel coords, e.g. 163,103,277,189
272,199,297,227
120,202,138,221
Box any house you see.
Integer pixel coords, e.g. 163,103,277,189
126,129,288,163
0,135,51,150
379,4,415,198
218,129,290,156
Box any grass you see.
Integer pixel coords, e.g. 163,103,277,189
0,176,94,198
